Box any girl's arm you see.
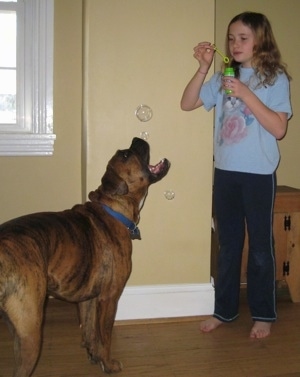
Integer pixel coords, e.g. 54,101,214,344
242,90,287,139
224,77,288,139
180,69,207,111
180,42,214,111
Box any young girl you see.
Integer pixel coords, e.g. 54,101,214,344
181,12,292,338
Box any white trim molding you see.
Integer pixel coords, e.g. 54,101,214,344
0,134,56,156
116,283,214,321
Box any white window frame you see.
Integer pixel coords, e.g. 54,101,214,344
0,0,55,156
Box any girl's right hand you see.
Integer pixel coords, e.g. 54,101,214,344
193,42,215,70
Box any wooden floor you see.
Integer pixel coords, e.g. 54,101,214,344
1,288,300,377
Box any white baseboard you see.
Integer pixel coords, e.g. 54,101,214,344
116,283,214,321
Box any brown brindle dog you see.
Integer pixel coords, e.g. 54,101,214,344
0,137,170,377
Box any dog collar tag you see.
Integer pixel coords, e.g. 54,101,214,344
130,227,141,240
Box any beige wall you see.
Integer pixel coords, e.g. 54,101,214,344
0,0,83,223
215,0,300,188
0,0,299,288
84,0,215,285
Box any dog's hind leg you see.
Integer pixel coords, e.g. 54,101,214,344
5,291,46,377
78,296,122,374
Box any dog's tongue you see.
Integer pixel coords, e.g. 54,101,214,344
148,160,165,174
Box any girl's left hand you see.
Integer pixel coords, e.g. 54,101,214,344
222,76,249,99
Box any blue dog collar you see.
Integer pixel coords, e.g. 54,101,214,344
102,204,141,240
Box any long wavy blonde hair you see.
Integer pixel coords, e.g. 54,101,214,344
224,12,291,86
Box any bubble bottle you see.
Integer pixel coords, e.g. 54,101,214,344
223,67,235,95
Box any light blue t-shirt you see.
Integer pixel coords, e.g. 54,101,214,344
200,67,292,174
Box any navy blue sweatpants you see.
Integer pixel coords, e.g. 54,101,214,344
213,168,277,323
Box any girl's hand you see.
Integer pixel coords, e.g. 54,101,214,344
193,42,215,70
222,76,250,99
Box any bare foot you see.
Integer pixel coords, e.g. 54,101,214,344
200,317,223,333
250,321,271,339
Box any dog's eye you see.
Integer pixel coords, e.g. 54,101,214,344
117,149,131,161
121,150,131,160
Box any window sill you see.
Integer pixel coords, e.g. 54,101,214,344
0,133,56,156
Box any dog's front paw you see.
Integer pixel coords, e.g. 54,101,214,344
100,359,123,374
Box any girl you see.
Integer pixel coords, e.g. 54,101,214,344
181,12,292,338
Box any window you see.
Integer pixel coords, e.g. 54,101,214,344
0,0,55,156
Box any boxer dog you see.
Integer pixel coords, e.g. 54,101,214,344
0,137,170,377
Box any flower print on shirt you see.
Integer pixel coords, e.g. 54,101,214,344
218,96,254,145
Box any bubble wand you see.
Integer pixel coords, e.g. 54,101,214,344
211,44,229,64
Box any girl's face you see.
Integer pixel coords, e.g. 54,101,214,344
228,20,256,68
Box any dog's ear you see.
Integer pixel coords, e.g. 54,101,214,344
100,166,129,196
89,167,128,202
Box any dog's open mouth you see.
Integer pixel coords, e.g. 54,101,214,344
130,137,170,182
148,158,170,183
148,158,169,175
149,160,167,174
